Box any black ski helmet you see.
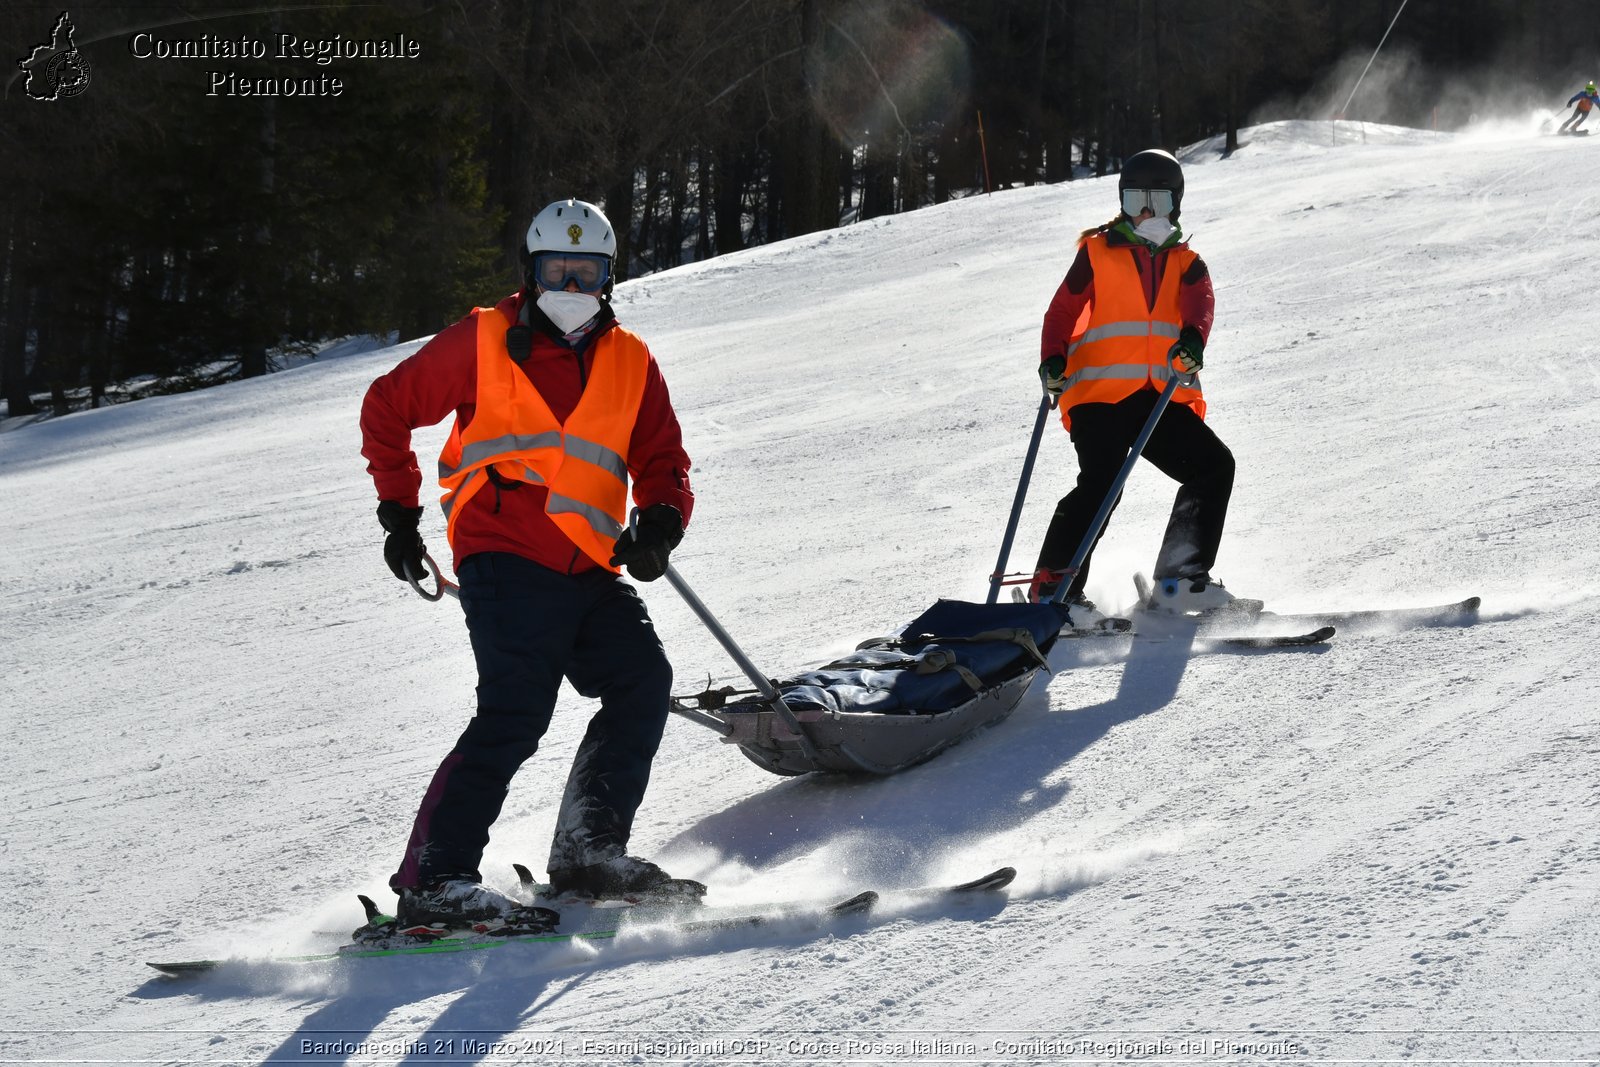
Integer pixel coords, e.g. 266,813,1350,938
1118,148,1184,219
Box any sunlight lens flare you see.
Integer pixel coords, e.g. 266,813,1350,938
805,0,971,144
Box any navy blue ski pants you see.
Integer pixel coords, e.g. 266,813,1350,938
391,552,672,889
1035,387,1235,598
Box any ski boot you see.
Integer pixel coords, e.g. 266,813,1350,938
396,877,520,927
1145,573,1261,617
545,855,707,904
1020,569,1131,634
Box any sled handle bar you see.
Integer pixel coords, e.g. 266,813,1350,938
661,563,821,761
633,510,822,762
986,392,1057,604
1051,370,1193,605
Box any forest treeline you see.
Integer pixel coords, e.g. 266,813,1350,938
2,0,1594,417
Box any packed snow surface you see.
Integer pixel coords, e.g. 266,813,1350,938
3,120,1597,1065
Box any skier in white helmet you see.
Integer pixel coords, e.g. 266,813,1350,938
359,198,702,928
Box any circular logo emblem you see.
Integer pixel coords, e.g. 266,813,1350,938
567,223,583,246
46,49,92,98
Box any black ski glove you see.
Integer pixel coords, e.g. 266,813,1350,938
1039,353,1068,398
376,501,427,582
610,503,684,583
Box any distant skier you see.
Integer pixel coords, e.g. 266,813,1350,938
1558,81,1598,134
360,198,703,927
1029,148,1242,617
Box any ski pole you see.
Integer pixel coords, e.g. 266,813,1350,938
1051,371,1191,606
635,511,822,763
986,392,1057,604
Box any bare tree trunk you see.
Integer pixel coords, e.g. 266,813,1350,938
763,144,784,243
489,3,550,266
712,147,747,254
1,207,40,417
1224,1,1241,154
88,282,115,408
840,145,856,219
859,132,895,220
785,0,841,237
634,163,661,271
240,74,276,379
33,314,70,417
932,124,959,202
605,172,636,280
695,147,713,261
665,154,688,268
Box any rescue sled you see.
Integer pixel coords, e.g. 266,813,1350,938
669,598,1068,776
405,541,1066,778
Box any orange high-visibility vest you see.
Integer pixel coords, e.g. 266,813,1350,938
437,306,649,571
1058,233,1205,430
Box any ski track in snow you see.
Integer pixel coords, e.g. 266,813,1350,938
3,119,1599,1064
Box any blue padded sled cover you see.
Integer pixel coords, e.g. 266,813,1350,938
763,599,1067,716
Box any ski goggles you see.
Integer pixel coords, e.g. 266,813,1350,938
531,252,611,294
1121,187,1176,217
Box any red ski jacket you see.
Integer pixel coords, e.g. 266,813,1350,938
360,291,693,576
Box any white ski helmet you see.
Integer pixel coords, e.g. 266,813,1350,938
525,199,616,257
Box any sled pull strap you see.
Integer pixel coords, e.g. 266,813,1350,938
897,628,1051,670
966,627,1050,669
912,650,985,692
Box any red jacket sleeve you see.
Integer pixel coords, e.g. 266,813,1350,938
1178,254,1215,344
359,317,478,508
626,348,695,528
1041,243,1094,361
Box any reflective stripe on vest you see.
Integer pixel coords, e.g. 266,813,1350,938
438,431,628,485
436,306,649,569
1058,234,1205,431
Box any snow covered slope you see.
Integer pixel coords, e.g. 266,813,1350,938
4,120,1598,1064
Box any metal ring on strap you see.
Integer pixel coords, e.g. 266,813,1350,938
406,552,460,602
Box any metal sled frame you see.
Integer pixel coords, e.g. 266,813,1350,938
676,663,1043,776
646,507,1055,778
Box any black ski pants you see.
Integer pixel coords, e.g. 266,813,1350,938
1035,388,1235,599
391,552,672,889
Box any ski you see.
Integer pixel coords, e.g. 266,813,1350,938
903,865,1016,897
146,891,874,977
1196,626,1336,649
1046,616,1332,649
1245,597,1480,634
1024,594,1330,649
1131,574,1478,637
1122,623,1335,649
651,890,877,936
1003,586,1292,647
146,868,1014,977
512,864,1015,930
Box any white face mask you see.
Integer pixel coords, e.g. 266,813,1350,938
536,289,601,333
1133,215,1177,246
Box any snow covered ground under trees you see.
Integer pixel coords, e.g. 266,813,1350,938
3,119,1597,1065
